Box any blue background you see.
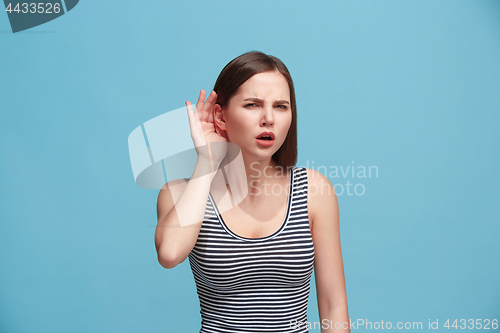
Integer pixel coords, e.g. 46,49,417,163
1,0,499,332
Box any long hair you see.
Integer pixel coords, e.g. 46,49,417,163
213,51,298,168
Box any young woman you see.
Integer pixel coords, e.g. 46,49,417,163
155,51,349,333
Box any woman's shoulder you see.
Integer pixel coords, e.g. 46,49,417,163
301,167,330,185
301,168,337,220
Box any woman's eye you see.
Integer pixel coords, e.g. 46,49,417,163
244,103,288,109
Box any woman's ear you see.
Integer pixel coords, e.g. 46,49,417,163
213,104,228,138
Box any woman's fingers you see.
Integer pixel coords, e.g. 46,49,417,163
186,101,197,135
189,89,224,141
204,91,217,113
206,93,217,125
186,92,228,165
186,100,199,125
195,89,207,122
185,101,194,123
186,100,205,145
200,90,216,125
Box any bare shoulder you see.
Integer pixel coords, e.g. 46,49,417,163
156,178,188,221
304,168,337,197
304,168,337,226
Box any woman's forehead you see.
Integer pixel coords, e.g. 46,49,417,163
234,73,290,101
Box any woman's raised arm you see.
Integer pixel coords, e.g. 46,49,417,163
154,89,227,268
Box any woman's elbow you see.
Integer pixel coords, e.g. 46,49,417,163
157,247,180,269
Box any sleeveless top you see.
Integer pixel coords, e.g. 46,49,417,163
187,166,315,333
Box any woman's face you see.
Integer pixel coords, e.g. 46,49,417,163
215,71,292,162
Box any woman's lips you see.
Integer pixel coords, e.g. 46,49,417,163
256,138,274,147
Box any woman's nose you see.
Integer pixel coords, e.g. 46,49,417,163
261,107,274,126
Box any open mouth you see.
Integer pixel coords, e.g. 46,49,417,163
256,134,274,146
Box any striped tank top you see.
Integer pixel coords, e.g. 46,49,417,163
187,166,315,333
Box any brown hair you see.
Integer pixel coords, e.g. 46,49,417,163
213,51,298,168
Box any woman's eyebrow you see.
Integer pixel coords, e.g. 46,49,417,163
243,98,290,104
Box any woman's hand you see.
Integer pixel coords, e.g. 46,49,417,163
186,90,227,171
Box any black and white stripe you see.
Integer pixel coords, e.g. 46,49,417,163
188,166,315,333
